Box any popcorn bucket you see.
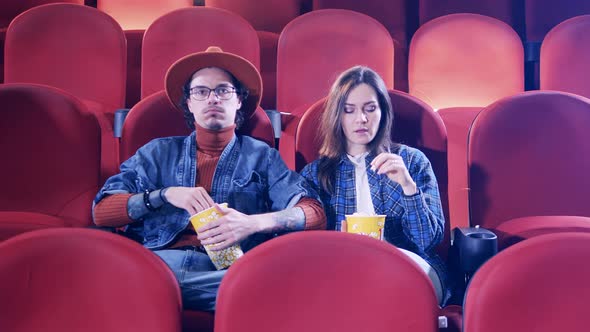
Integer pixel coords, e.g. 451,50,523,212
189,203,243,269
344,214,386,240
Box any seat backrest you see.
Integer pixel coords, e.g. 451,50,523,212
120,90,274,162
409,13,523,110
418,0,525,37
0,0,83,29
464,232,590,332
540,15,590,99
0,228,182,332
277,9,394,117
205,0,304,33
295,90,450,258
468,91,590,230
525,0,590,42
216,231,439,332
97,0,193,30
4,3,127,118
141,7,260,99
0,84,101,226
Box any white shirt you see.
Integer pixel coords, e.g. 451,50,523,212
347,152,375,215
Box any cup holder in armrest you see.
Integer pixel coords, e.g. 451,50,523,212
453,227,498,275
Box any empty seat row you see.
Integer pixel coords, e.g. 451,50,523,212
3,227,589,331
3,5,590,117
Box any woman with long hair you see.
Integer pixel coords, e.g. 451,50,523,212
301,66,448,304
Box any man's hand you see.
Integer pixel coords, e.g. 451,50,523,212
164,186,214,215
370,152,417,195
196,204,260,250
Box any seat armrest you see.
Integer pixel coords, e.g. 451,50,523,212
452,226,498,275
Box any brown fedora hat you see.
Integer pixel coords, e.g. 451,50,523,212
165,46,262,119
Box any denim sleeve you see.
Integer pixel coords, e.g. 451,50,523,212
93,151,156,205
266,149,320,211
396,149,445,253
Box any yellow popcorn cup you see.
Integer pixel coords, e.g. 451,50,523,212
189,203,244,270
344,214,386,240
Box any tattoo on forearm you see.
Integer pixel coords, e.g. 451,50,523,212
127,189,167,220
270,207,305,232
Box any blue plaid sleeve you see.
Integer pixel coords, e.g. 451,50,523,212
394,146,445,253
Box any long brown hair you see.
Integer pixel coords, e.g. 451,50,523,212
317,66,395,193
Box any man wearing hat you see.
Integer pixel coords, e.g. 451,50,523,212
92,47,326,311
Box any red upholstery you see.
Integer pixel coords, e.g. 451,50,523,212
0,84,102,236
0,0,83,29
438,107,483,229
277,9,394,168
97,0,193,30
4,4,125,178
120,90,274,162
4,3,127,123
409,13,523,110
468,91,590,247
216,231,440,332
418,0,524,37
464,232,590,331
205,0,303,33
141,7,260,99
0,228,182,331
257,31,279,110
295,90,451,258
525,0,590,42
540,15,590,99
312,0,409,91
495,216,590,249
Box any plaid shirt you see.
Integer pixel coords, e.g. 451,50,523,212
301,144,449,301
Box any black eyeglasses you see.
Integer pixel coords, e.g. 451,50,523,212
189,86,237,101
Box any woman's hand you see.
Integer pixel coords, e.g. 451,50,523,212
370,153,417,195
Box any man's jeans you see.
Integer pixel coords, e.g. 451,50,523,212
155,249,227,311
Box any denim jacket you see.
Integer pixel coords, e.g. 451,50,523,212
94,132,318,251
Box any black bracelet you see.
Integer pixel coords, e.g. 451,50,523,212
159,188,168,204
143,189,158,211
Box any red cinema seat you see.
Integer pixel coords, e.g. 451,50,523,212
4,3,126,124
4,3,124,178
0,84,102,240
97,0,193,30
141,7,260,100
540,15,590,99
0,228,182,332
312,0,410,91
409,13,523,110
295,90,451,259
277,9,394,169
468,91,590,248
120,91,274,163
464,232,590,332
409,13,524,229
216,231,441,332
